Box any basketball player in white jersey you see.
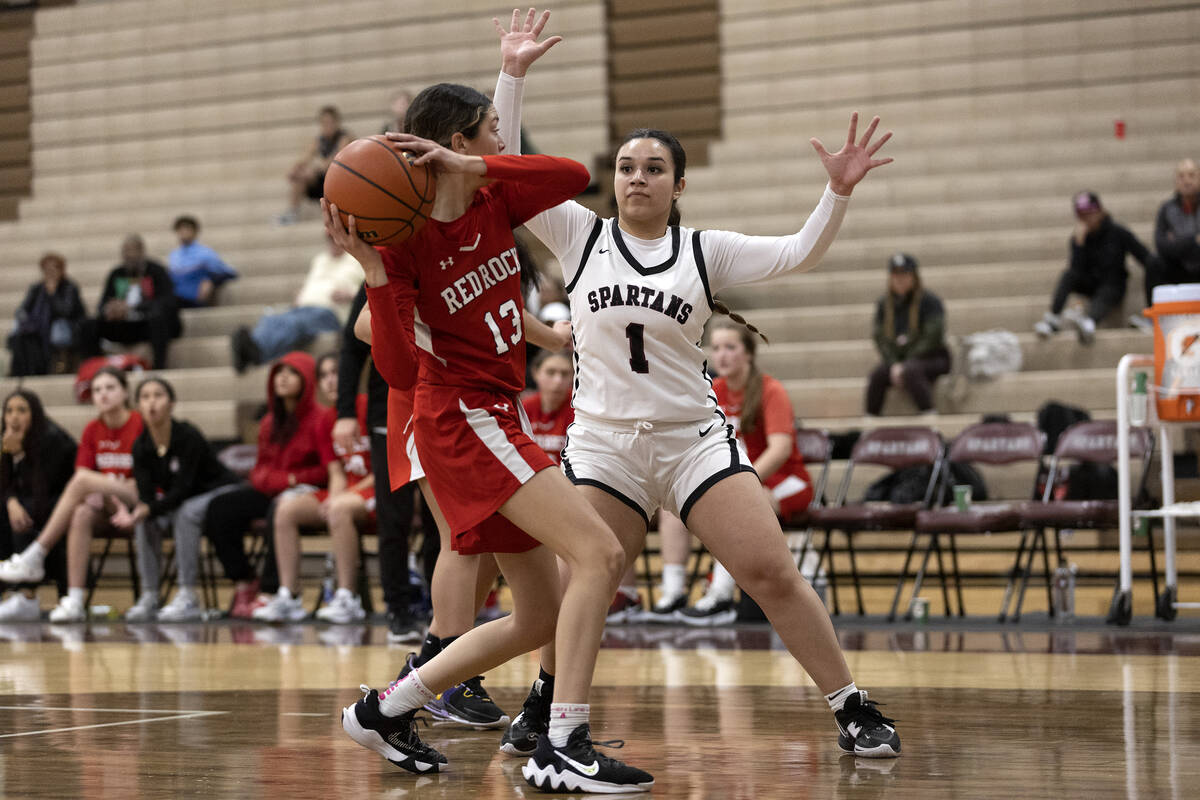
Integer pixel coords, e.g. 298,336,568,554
486,47,902,763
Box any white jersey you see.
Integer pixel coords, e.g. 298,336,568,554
524,192,849,424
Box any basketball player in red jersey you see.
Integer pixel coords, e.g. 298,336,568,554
330,10,653,792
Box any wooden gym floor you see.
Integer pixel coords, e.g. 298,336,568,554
1,619,1198,799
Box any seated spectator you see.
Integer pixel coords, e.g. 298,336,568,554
0,390,76,621
381,89,412,134
278,105,353,225
867,253,950,415
522,350,573,464
1141,159,1200,327
0,367,144,622
203,352,334,619
79,234,181,370
167,215,238,309
1034,191,1153,344
7,252,86,377
256,353,373,623
648,322,816,625
122,377,241,622
230,235,362,373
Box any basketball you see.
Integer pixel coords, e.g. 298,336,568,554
323,135,437,246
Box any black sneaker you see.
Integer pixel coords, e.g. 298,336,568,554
834,691,901,758
642,593,687,624
387,611,424,645
499,678,552,756
341,685,448,774
675,596,737,626
427,675,509,729
523,723,653,793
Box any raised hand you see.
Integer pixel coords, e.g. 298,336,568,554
321,198,387,284
385,133,486,175
810,112,893,196
496,8,562,77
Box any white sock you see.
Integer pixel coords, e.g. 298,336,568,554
139,591,157,606
661,564,685,600
378,668,436,717
176,586,198,603
548,702,589,747
617,585,639,601
66,587,85,606
706,561,737,601
334,587,354,602
24,541,47,565
825,682,859,712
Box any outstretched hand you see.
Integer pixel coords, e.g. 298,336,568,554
810,113,893,196
496,8,562,77
384,133,487,176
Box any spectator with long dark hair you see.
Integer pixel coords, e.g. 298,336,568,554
203,351,334,618
0,390,76,620
121,377,241,622
0,367,144,621
7,252,86,377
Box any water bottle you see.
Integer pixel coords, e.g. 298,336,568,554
321,554,336,605
1130,371,1148,426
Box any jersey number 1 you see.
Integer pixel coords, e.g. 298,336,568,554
485,300,522,355
626,323,649,374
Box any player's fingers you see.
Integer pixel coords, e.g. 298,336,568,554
346,214,359,238
538,35,563,53
493,17,505,36
857,115,880,149
531,9,550,35
810,138,829,158
867,130,893,156
510,8,521,32
869,156,895,168
845,111,858,148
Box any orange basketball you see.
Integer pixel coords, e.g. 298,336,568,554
323,135,437,246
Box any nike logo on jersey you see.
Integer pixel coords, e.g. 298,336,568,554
587,283,693,324
459,233,483,252
698,424,714,437
598,248,610,254
553,749,601,776
439,246,521,315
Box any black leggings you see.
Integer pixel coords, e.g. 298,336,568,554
202,484,273,584
1050,270,1126,322
866,351,952,415
371,431,439,614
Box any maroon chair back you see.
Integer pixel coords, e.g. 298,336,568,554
1054,420,1151,463
795,428,831,464
947,422,1044,466
850,426,942,470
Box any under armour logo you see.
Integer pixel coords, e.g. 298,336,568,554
493,403,510,412
440,258,454,270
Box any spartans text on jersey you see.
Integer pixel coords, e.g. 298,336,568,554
439,246,522,314
586,282,693,324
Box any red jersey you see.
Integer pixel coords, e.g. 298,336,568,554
714,374,808,480
77,412,144,479
368,155,590,395
386,386,418,490
521,392,573,465
323,394,372,481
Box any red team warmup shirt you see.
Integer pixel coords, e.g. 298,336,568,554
77,412,144,478
713,374,813,516
366,154,590,552
521,392,574,465
317,394,376,514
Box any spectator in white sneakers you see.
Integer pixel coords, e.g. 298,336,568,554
1035,191,1154,345
254,353,373,624
121,378,241,622
0,390,76,621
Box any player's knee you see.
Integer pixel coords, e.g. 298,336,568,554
736,560,799,606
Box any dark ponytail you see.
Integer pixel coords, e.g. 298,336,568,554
713,299,768,344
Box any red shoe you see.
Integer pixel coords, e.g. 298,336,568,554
229,580,264,619
606,591,644,625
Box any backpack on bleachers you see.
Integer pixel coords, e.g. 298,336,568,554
961,329,1022,380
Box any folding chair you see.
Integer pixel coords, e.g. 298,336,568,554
782,428,832,581
84,527,140,608
1009,420,1154,621
807,426,944,616
904,422,1045,620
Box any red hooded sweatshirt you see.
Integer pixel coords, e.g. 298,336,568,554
249,351,336,495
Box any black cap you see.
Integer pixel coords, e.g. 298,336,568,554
888,252,918,272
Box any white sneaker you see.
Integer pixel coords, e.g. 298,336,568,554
1128,313,1154,333
675,591,738,626
1033,312,1061,340
1074,315,1096,345
252,588,307,623
124,595,158,623
315,588,366,624
0,552,44,584
48,595,86,623
0,592,41,622
157,591,204,622
642,592,687,623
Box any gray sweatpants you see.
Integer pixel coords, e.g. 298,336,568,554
135,483,243,594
